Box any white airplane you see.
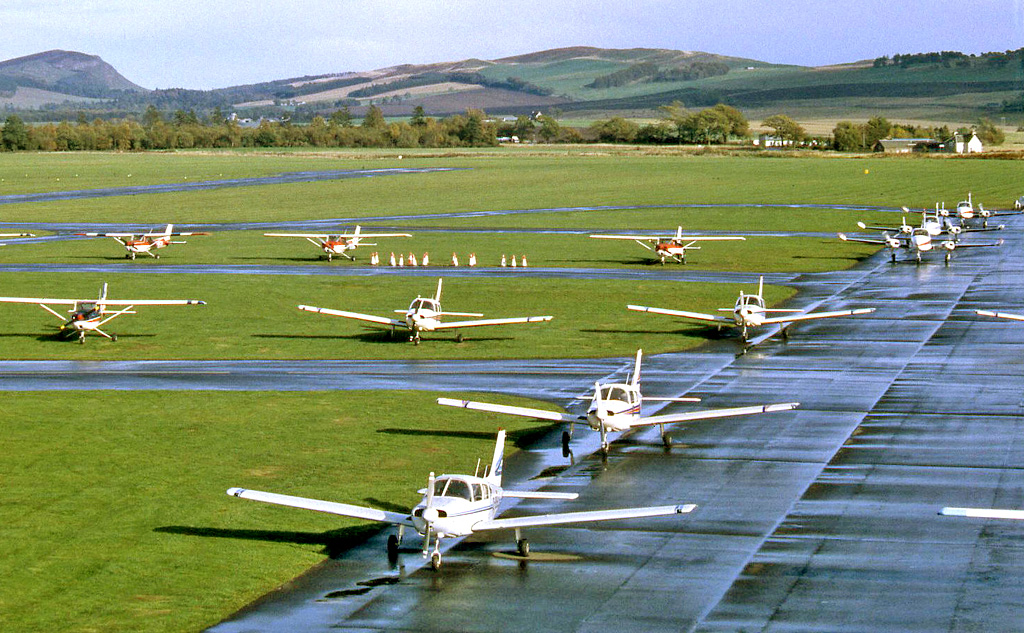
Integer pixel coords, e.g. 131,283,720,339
589,226,745,264
75,224,209,259
0,232,35,246
264,225,412,261
438,349,799,452
940,507,1024,520
228,429,695,570
298,278,552,344
839,226,1002,264
0,283,205,343
976,309,1024,322
628,276,875,341
945,192,1020,228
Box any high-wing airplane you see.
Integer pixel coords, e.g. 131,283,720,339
438,349,799,452
264,225,412,261
589,226,745,264
228,429,695,570
628,276,875,341
298,278,552,344
0,283,205,342
75,224,209,259
976,309,1024,322
0,232,35,246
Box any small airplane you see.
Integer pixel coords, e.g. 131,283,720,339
589,226,745,264
264,225,412,261
438,349,799,452
228,429,695,570
298,278,553,344
0,232,35,246
627,276,875,341
976,309,1024,322
0,283,205,343
75,224,209,260
838,226,1002,264
944,192,1020,228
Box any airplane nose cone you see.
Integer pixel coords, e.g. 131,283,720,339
422,507,439,522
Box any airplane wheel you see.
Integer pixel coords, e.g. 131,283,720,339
561,431,571,457
154,254,160,259
662,434,672,448
430,552,442,571
517,539,530,557
455,333,464,343
414,338,420,346
111,334,118,342
386,534,399,561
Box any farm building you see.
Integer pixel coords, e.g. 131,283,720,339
873,132,983,154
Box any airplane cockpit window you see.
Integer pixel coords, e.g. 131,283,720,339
471,483,485,501
603,386,630,402
443,479,472,500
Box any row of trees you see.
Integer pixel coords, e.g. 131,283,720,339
0,105,502,151
586,103,749,144
830,116,1005,151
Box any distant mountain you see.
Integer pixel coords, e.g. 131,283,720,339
0,50,146,100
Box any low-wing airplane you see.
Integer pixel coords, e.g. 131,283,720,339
945,192,1020,228
627,276,875,341
589,226,745,264
438,349,799,452
264,225,412,261
298,278,552,344
838,227,1002,264
976,309,1024,322
228,429,695,570
75,224,209,259
0,283,205,342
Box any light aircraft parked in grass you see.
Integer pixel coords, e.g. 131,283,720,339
75,224,208,259
438,349,799,452
0,283,205,343
264,225,411,261
628,276,875,341
589,226,745,264
228,429,695,570
298,278,552,344
0,232,34,246
976,309,1024,322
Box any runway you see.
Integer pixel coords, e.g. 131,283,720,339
197,212,1024,632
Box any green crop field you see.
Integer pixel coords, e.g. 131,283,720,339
1,147,1019,632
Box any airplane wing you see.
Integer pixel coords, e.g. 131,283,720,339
75,232,142,238
759,307,875,325
227,488,416,526
976,310,1024,321
472,503,695,531
264,232,411,238
95,299,206,306
590,234,744,242
436,397,579,423
0,296,80,305
432,316,553,330
940,507,1024,520
636,402,800,427
298,304,407,328
947,240,1002,249
627,304,734,324
837,233,897,245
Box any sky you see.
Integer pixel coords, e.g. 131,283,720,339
2,0,1022,90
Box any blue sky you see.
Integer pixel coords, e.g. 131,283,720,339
1,0,1022,89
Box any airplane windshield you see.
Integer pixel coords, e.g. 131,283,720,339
434,478,473,500
601,386,631,402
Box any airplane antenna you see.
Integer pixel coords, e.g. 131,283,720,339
474,458,481,478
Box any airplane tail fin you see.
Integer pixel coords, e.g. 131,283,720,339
675,226,683,241
354,225,362,236
434,278,443,303
757,275,764,298
486,429,505,485
99,283,108,302
164,224,174,236
630,349,643,389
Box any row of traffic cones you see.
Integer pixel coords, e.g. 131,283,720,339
367,253,528,267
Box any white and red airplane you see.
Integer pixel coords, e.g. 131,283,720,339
298,278,552,344
0,283,205,343
628,276,875,341
589,226,745,264
228,429,695,570
264,225,411,261
75,224,209,260
439,349,799,452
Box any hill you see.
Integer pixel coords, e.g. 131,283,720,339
0,50,146,103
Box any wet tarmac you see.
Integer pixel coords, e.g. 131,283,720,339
3,204,1022,631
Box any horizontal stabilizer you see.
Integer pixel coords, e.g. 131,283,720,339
473,503,695,531
227,488,415,526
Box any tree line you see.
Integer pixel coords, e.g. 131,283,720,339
585,61,729,89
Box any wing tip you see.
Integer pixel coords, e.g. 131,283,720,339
227,487,245,497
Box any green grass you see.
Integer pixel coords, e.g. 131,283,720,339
0,390,552,633
0,272,796,360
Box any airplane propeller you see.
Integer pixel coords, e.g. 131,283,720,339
422,471,436,558
589,381,610,450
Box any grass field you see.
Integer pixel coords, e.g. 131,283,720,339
0,390,550,633
1,148,1020,632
